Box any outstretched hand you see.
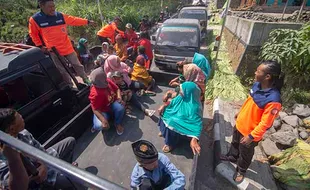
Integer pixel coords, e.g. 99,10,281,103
190,138,201,156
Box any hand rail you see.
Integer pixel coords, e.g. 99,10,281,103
0,130,125,190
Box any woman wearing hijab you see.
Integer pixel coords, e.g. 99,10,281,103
77,38,90,65
192,52,211,80
89,67,125,135
157,82,203,155
104,55,145,91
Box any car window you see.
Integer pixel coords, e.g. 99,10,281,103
0,66,54,110
179,10,207,20
157,26,198,47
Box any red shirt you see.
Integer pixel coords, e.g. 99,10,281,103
125,30,138,48
89,79,119,112
138,39,153,60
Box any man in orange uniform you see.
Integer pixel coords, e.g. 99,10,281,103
97,17,124,44
221,61,284,183
29,0,95,87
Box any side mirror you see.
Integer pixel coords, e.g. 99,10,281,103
151,35,156,41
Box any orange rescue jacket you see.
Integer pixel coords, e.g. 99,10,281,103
236,82,282,142
29,11,88,56
97,22,124,44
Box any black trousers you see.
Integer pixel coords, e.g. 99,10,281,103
97,35,109,44
227,127,258,175
139,173,171,190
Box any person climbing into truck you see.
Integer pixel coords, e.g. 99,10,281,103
130,140,186,189
28,0,95,87
220,60,284,183
97,17,124,44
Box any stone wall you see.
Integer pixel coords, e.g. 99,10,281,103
223,15,303,80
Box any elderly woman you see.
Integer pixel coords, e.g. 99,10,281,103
158,82,203,155
89,67,125,135
192,52,211,80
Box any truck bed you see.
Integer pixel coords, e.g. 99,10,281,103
73,85,194,189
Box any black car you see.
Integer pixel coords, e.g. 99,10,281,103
0,43,91,146
152,19,201,70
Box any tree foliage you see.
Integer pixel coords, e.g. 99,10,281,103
260,24,310,89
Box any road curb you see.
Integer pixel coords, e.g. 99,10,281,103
213,98,268,190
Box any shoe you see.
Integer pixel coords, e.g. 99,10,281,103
83,78,92,86
145,109,156,117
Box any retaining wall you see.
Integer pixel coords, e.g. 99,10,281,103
224,15,303,80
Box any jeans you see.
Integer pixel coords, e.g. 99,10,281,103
92,101,125,131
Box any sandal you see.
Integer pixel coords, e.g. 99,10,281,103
233,172,245,184
72,162,79,167
145,109,156,117
144,91,156,96
162,145,173,153
136,90,145,97
158,132,163,137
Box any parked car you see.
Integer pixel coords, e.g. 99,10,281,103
0,43,91,145
152,19,201,70
178,6,208,38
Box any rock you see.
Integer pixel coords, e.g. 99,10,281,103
298,127,306,132
278,124,294,132
271,131,297,147
261,138,281,156
303,116,310,129
292,104,310,118
273,118,282,130
299,131,309,140
293,128,299,139
279,111,288,120
282,115,303,127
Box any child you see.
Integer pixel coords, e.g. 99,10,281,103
137,46,151,70
130,140,186,189
131,55,156,96
220,60,284,183
110,71,133,113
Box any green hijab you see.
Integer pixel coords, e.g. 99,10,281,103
77,38,88,55
193,52,211,80
162,82,203,139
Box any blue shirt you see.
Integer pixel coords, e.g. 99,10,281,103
131,153,185,190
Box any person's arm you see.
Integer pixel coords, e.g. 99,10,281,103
112,23,124,36
161,155,185,190
93,109,109,129
63,13,88,26
242,102,282,144
28,17,43,47
130,164,142,189
2,146,28,190
169,77,179,86
190,138,201,156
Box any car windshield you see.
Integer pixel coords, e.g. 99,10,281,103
157,26,198,47
179,10,206,20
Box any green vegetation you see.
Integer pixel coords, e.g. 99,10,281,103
260,24,310,106
0,0,179,44
205,28,248,101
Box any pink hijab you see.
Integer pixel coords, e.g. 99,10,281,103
104,55,131,85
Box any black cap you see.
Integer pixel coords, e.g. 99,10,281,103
132,140,158,164
37,0,54,8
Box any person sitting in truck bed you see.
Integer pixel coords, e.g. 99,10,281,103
114,34,129,62
157,82,203,155
95,44,115,67
131,55,156,96
89,67,125,135
28,0,95,87
104,55,145,91
130,140,186,190
0,108,79,189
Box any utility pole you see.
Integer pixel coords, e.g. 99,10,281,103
214,0,231,69
296,0,307,22
97,0,104,26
